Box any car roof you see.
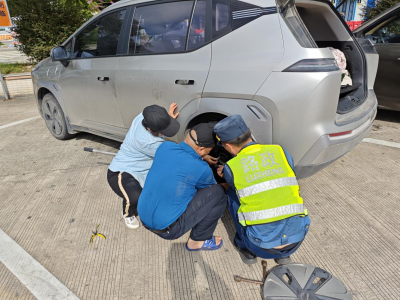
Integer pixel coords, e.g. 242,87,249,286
104,0,334,12
64,0,193,45
354,3,400,33
102,0,161,12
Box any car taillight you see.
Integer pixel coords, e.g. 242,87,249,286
283,58,340,72
329,130,352,137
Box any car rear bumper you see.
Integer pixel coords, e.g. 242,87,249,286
335,89,378,126
295,103,376,179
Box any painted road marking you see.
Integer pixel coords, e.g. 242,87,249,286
0,229,79,300
0,115,41,130
363,138,400,149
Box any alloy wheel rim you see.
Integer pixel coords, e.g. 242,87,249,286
44,101,63,135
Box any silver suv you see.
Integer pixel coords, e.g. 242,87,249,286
32,0,379,179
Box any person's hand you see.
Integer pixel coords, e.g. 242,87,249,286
220,183,229,191
203,155,218,166
217,165,224,177
169,102,179,119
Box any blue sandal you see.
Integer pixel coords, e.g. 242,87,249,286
185,236,223,252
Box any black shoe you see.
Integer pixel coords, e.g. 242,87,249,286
233,240,257,265
274,256,292,265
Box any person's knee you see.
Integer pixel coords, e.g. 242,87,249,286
209,184,227,201
210,185,227,211
213,185,227,214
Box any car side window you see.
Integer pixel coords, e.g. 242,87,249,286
370,14,400,44
73,10,126,58
212,0,231,39
64,40,72,58
129,1,194,54
187,0,207,50
215,3,229,31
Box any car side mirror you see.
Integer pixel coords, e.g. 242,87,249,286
51,46,69,67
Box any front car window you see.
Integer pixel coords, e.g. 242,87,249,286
368,14,400,44
73,10,126,58
129,1,194,54
64,40,72,58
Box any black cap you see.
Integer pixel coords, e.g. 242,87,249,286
143,105,180,137
190,122,216,148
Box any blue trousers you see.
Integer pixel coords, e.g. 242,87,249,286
227,188,302,259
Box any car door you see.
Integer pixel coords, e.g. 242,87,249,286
116,0,211,130
59,8,128,134
368,14,400,110
354,4,400,111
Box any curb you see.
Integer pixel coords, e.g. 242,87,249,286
0,72,33,99
3,72,32,81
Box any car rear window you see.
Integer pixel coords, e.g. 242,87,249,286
212,0,231,39
276,0,316,48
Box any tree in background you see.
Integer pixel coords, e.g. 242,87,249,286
361,0,399,20
7,0,118,63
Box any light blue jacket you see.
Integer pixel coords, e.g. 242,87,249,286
108,113,164,187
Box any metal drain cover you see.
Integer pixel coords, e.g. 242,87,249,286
263,264,353,300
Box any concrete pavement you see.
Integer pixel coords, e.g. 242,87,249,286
0,42,30,63
0,95,399,300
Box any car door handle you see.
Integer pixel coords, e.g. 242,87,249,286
398,58,400,61
97,77,109,81
175,79,194,85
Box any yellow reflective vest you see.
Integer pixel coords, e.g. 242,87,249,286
226,144,307,226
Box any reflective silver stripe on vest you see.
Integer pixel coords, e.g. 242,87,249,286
237,177,298,198
238,204,305,223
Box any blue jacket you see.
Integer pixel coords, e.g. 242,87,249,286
138,141,216,230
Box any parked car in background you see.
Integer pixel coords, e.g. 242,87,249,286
354,3,400,111
32,0,378,179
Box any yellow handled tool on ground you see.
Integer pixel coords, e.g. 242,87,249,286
90,224,106,244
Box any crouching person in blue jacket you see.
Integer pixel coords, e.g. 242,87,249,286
214,115,311,265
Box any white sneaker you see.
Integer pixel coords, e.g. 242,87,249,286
121,213,140,229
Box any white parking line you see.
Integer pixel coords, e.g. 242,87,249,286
0,116,41,130
363,138,400,149
0,229,79,300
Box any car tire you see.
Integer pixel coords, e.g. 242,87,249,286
42,93,74,140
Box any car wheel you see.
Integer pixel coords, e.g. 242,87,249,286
42,93,74,140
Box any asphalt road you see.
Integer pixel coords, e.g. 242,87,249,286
0,95,399,300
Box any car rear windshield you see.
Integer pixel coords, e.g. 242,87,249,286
276,0,316,48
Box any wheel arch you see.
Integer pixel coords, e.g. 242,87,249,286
35,82,76,135
37,87,52,116
175,98,273,144
186,112,228,130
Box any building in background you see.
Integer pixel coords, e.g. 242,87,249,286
333,0,375,21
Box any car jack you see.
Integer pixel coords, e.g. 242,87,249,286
234,260,268,286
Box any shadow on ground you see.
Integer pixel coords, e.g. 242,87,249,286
375,108,400,123
74,132,121,151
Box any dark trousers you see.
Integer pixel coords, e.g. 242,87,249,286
227,187,302,259
155,184,227,241
107,169,142,218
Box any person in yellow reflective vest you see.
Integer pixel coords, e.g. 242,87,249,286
214,115,311,265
